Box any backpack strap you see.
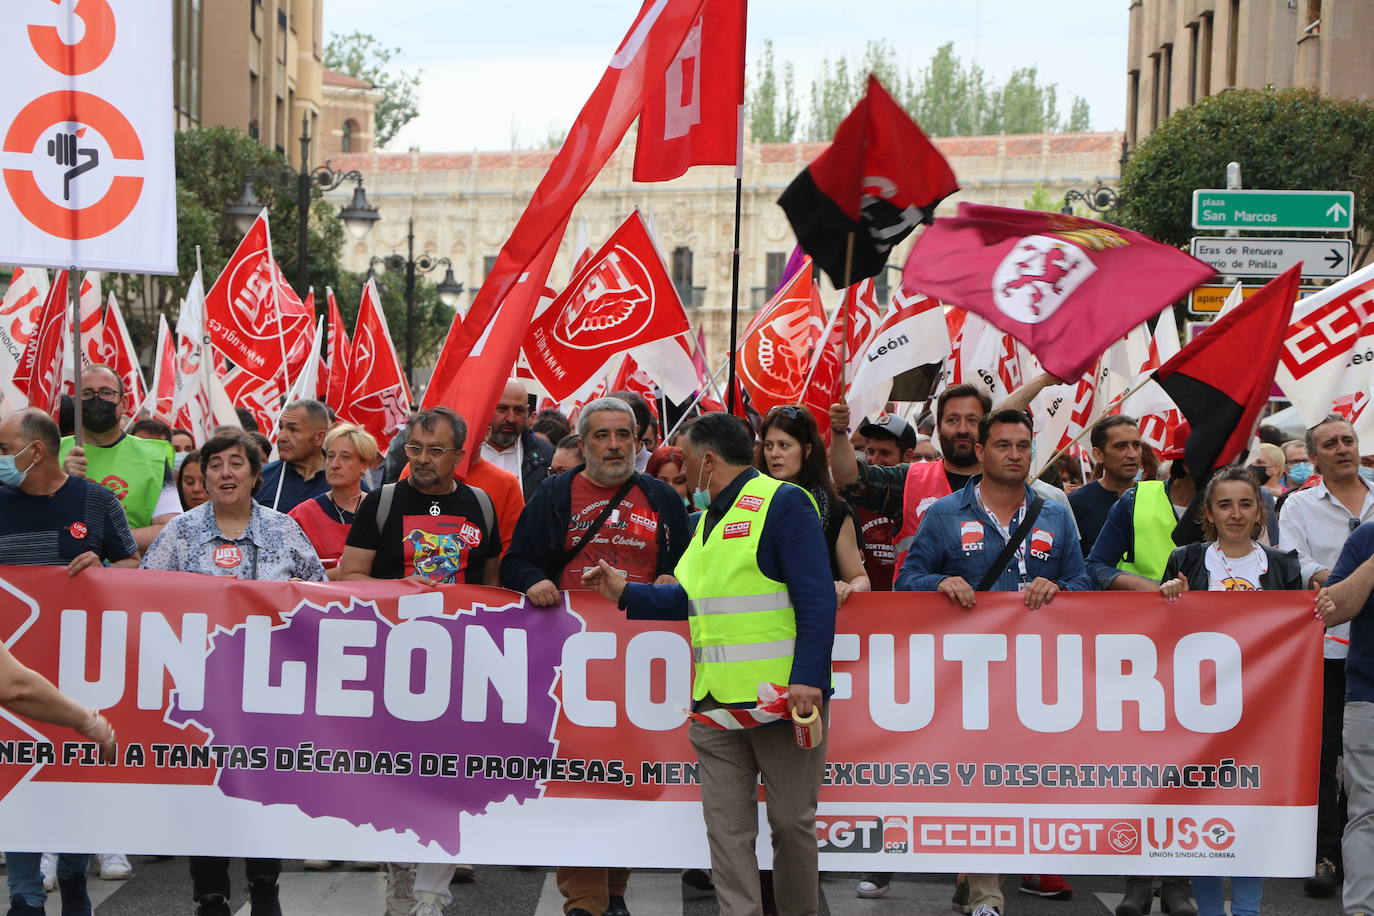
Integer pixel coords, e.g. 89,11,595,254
375,483,397,534
468,483,496,541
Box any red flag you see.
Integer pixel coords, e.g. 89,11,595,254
609,353,660,421
422,0,708,471
903,204,1216,381
736,258,825,415
13,270,68,415
525,211,690,401
323,286,352,411
341,279,411,447
801,302,844,445
204,211,311,385
93,293,147,420
222,367,283,436
148,314,176,422
632,0,745,182
1153,264,1302,478
779,74,958,288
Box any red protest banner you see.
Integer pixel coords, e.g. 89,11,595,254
0,567,1318,874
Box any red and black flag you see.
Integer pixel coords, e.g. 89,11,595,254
1153,263,1303,481
778,74,958,289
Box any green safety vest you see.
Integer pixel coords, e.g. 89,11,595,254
675,474,817,704
1118,480,1176,580
59,435,173,530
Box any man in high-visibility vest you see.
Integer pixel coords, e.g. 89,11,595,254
583,411,836,916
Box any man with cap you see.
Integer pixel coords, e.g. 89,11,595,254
850,414,915,594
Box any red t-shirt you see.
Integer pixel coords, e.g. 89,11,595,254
560,475,661,589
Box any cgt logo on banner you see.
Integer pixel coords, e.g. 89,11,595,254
0,569,1318,875
0,0,175,273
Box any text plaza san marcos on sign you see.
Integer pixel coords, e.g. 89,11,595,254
1192,189,1355,232
1190,237,1353,280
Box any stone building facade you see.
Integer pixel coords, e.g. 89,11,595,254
325,131,1125,368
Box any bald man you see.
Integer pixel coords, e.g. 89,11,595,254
479,379,554,499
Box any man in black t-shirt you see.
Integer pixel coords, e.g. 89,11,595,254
1067,415,1142,556
0,409,139,573
336,407,498,916
339,407,500,587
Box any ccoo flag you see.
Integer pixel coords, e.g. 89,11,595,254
779,75,958,289
902,204,1217,381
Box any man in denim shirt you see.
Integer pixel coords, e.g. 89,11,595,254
895,408,1089,916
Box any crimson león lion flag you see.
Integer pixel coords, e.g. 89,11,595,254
1153,264,1303,480
524,211,690,401
421,0,707,474
902,204,1217,381
632,0,745,182
779,74,958,289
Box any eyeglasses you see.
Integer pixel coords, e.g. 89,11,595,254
80,387,120,401
403,444,458,459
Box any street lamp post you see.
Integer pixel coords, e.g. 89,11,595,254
1060,138,1130,219
227,114,381,296
369,216,464,388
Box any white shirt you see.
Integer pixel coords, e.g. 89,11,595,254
1278,478,1374,658
1204,542,1267,591
480,438,522,479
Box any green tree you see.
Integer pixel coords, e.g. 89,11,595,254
1117,88,1374,266
1067,97,1092,132
1023,182,1058,212
323,31,422,149
108,127,344,352
747,40,799,142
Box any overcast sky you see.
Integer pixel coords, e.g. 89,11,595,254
323,1,1129,152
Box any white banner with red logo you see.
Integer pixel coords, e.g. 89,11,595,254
0,1,175,272
0,568,1317,875
1275,261,1374,425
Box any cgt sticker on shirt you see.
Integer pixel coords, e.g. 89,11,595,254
960,521,984,552
735,495,764,512
1030,528,1054,561
213,544,243,569
722,521,752,539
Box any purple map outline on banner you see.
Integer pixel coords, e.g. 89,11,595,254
167,595,582,853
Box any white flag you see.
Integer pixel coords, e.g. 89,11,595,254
1274,261,1374,425
848,291,950,423
0,266,49,410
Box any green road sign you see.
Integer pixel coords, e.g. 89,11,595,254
1191,189,1355,231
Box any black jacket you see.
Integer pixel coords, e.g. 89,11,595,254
1162,542,1304,592
515,428,555,500
500,466,691,592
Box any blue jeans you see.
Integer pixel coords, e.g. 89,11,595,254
1191,875,1263,916
4,852,89,906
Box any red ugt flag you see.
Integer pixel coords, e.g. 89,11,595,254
525,211,690,401
324,287,352,412
779,75,958,289
736,258,824,415
902,204,1216,381
342,279,411,447
13,270,68,416
632,0,745,182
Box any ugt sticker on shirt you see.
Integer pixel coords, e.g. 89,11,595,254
1030,528,1054,561
213,544,243,569
960,521,984,552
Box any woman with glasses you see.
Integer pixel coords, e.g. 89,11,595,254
758,405,870,604
1159,464,1312,916
141,428,325,916
288,424,377,579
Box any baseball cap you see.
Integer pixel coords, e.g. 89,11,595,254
859,414,917,451
1159,421,1189,462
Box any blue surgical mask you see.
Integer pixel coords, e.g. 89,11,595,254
1361,466,1374,485
0,442,35,488
692,462,712,511
1287,462,1313,486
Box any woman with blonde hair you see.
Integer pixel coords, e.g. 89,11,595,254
288,423,377,578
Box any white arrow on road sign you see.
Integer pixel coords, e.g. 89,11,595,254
1328,201,1350,222
1189,236,1354,279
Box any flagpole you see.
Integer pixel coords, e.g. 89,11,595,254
726,104,744,414
666,358,731,443
69,267,82,447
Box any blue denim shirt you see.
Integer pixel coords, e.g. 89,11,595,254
896,477,1091,593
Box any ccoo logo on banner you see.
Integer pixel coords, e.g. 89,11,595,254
0,1,175,274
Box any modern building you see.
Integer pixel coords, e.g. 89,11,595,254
326,131,1125,368
1126,0,1374,148
174,0,326,169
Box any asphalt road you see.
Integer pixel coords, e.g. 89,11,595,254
12,858,1349,916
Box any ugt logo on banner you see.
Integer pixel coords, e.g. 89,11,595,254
0,1,176,274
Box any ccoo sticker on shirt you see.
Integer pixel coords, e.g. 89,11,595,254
960,521,984,552
735,495,764,512
722,521,752,539
213,544,243,569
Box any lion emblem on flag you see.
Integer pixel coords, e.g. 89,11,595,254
552,246,656,350
992,235,1096,324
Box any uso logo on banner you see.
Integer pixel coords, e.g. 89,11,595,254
0,1,176,273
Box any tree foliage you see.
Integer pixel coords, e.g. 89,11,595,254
109,127,343,355
1117,88,1374,263
749,41,1092,142
324,31,422,149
